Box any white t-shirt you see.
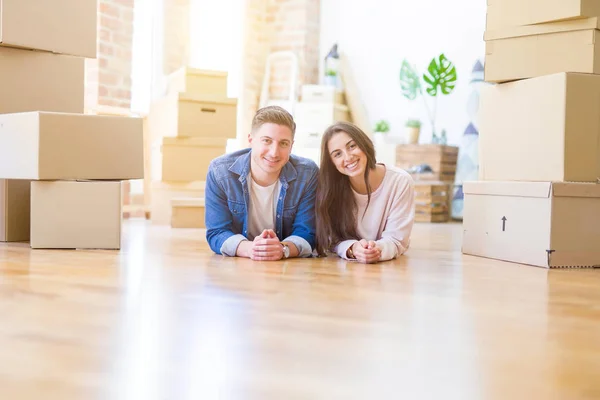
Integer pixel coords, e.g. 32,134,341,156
247,174,281,240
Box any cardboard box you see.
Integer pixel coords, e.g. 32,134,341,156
161,137,227,182
484,18,600,83
148,92,237,140
0,47,84,114
0,0,97,58
0,112,144,180
479,72,600,182
294,102,351,144
0,179,30,242
486,0,600,31
171,197,205,228
462,181,600,269
301,85,346,104
167,66,228,97
151,181,205,225
30,181,122,249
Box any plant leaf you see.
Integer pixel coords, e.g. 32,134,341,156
423,53,457,97
399,60,421,100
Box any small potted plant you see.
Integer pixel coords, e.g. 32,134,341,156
373,120,390,145
324,69,337,86
405,119,421,144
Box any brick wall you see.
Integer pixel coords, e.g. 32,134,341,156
85,0,135,111
266,0,320,99
240,0,271,134
240,0,321,135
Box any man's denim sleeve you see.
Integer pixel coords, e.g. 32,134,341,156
283,165,318,257
205,164,242,256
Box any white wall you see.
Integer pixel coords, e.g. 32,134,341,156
319,0,487,146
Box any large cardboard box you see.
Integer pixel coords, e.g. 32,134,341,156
0,0,97,58
149,92,237,140
161,137,227,182
151,181,205,225
479,72,600,182
484,18,600,83
462,181,600,269
0,47,84,114
167,66,228,97
0,179,30,242
0,112,144,180
486,0,600,31
31,181,122,249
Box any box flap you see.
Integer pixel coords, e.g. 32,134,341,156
162,136,229,147
463,181,552,198
484,17,600,41
171,197,205,207
552,182,600,197
179,92,237,106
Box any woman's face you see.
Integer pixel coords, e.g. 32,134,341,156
327,131,367,178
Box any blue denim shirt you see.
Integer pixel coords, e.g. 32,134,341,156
205,148,318,257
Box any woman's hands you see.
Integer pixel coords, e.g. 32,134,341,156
349,239,381,264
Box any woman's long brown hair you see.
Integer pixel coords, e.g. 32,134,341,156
315,122,377,256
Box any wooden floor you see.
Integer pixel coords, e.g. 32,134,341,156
1,220,599,399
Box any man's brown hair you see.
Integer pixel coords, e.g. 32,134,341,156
251,105,296,137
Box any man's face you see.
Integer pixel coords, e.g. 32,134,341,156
248,123,294,178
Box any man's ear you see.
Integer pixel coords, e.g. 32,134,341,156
247,132,253,144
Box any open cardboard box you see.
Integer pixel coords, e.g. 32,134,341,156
462,181,600,269
479,72,600,182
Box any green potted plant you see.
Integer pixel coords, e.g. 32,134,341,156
399,53,457,143
405,119,421,144
373,119,390,145
325,68,337,86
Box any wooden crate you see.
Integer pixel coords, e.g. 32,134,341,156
413,181,450,223
396,144,459,182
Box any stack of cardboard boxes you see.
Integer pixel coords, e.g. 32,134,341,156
0,0,144,249
462,0,600,268
291,84,352,165
148,66,237,228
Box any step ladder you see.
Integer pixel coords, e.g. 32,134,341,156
259,51,300,116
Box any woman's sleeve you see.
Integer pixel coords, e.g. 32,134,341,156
376,176,415,261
